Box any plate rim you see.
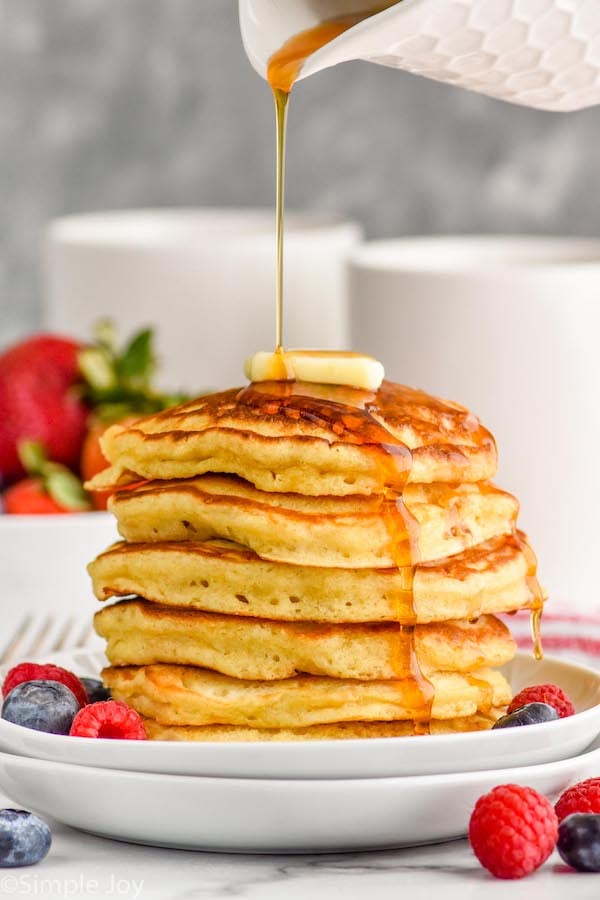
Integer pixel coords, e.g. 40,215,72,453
0,730,599,788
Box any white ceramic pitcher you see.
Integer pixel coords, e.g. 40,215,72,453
240,0,600,111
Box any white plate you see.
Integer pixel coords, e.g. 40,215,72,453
0,650,599,780
0,740,599,853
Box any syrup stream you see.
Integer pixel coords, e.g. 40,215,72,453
273,88,288,351
267,9,393,351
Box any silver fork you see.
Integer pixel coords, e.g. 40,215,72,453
0,615,96,666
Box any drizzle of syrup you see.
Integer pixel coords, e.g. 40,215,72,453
237,380,420,564
513,532,546,660
407,627,435,733
237,380,412,476
463,673,495,715
381,492,421,567
237,379,434,725
267,347,295,381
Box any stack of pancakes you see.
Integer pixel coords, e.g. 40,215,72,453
88,379,544,741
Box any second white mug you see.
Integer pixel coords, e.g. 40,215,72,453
349,235,600,607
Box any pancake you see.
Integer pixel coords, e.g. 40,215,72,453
108,475,518,568
141,711,506,741
95,599,516,680
88,380,497,496
88,533,540,624
102,664,512,727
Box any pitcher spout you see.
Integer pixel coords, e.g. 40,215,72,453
240,0,600,112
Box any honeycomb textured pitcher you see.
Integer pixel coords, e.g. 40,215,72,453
240,0,600,111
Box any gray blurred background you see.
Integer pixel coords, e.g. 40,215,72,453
2,0,600,347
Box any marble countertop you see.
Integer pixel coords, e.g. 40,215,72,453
2,791,598,900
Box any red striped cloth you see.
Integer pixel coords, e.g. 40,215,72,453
503,610,600,669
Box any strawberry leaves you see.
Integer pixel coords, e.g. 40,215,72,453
78,321,187,422
115,328,155,385
18,441,91,511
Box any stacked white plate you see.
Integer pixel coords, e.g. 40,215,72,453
0,650,598,852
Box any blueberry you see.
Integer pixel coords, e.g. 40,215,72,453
492,701,559,729
558,813,600,872
1,680,79,734
0,809,51,867
80,677,111,704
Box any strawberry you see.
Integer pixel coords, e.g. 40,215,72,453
81,417,141,510
3,480,68,515
0,324,188,497
2,442,91,515
0,335,88,482
80,419,112,510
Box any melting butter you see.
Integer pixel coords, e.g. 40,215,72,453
244,350,385,390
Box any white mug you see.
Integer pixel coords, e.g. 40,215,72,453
0,513,118,620
44,209,361,392
348,236,600,607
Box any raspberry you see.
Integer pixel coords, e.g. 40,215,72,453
469,784,558,879
556,779,600,823
3,663,88,708
69,700,147,740
507,684,574,719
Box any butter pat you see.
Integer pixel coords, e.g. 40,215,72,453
244,350,385,391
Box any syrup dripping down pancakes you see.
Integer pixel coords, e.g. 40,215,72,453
87,379,545,740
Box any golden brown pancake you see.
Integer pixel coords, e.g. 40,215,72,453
88,380,497,497
103,664,511,727
141,711,506,741
95,599,516,680
108,474,517,568
88,533,539,624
